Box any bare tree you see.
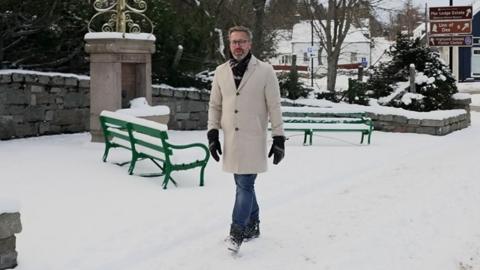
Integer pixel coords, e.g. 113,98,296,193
390,0,423,39
304,0,383,92
201,0,275,60
252,0,267,57
265,0,301,30
0,0,93,72
0,1,58,66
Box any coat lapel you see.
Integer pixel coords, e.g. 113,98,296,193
225,64,237,92
237,56,258,92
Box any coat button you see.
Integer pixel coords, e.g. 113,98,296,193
236,92,240,96
235,127,239,131
234,110,238,113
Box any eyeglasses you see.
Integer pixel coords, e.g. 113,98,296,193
230,39,249,46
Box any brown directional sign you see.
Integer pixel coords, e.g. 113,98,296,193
429,35,473,47
430,20,472,35
429,6,473,20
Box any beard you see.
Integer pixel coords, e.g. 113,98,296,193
232,48,248,60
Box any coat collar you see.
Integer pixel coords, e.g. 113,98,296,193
224,55,259,92
237,55,258,91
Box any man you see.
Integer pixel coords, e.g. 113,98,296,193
207,26,285,253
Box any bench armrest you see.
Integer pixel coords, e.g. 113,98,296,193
165,142,210,162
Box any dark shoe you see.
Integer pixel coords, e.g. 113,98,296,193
244,220,260,241
225,224,244,253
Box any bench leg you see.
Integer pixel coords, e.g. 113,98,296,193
367,131,372,144
360,132,365,144
128,154,139,175
150,158,166,174
162,170,172,189
102,144,111,162
303,130,313,146
199,164,206,187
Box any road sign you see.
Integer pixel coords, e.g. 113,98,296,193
429,35,473,47
361,57,368,67
430,20,471,35
429,6,472,20
307,47,317,57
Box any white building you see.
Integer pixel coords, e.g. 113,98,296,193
269,20,372,74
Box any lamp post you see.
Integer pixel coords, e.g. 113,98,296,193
449,0,453,72
311,19,314,87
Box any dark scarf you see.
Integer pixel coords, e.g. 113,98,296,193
229,52,252,89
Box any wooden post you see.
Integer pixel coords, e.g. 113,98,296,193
358,65,363,81
409,64,416,93
291,54,297,73
310,19,314,87
172,45,184,69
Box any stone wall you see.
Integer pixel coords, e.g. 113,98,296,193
367,112,469,135
152,85,210,130
0,213,22,269
367,96,471,135
0,72,210,140
0,71,473,140
0,72,90,140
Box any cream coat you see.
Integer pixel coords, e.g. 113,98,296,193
208,56,284,174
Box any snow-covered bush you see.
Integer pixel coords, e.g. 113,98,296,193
367,34,458,112
344,79,370,106
278,70,313,100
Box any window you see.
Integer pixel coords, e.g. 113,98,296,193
350,52,358,63
471,48,480,76
303,52,308,62
281,55,291,64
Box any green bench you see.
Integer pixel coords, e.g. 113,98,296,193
277,107,373,145
99,110,210,189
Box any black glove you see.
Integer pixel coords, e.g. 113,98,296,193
268,136,285,165
207,129,222,162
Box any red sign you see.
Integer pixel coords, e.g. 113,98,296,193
430,20,472,35
429,35,473,47
429,6,473,20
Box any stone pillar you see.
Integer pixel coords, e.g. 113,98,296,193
84,32,156,142
453,95,472,125
0,213,22,270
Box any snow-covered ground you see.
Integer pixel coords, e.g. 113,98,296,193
472,94,480,106
458,82,480,110
1,111,480,270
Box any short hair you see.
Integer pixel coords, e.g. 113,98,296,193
228,26,253,41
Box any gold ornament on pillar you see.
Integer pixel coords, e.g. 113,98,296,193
88,0,154,33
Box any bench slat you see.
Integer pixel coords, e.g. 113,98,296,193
283,117,368,124
283,122,371,130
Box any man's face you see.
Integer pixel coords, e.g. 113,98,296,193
229,31,251,61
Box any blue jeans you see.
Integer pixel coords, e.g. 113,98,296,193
232,174,259,229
